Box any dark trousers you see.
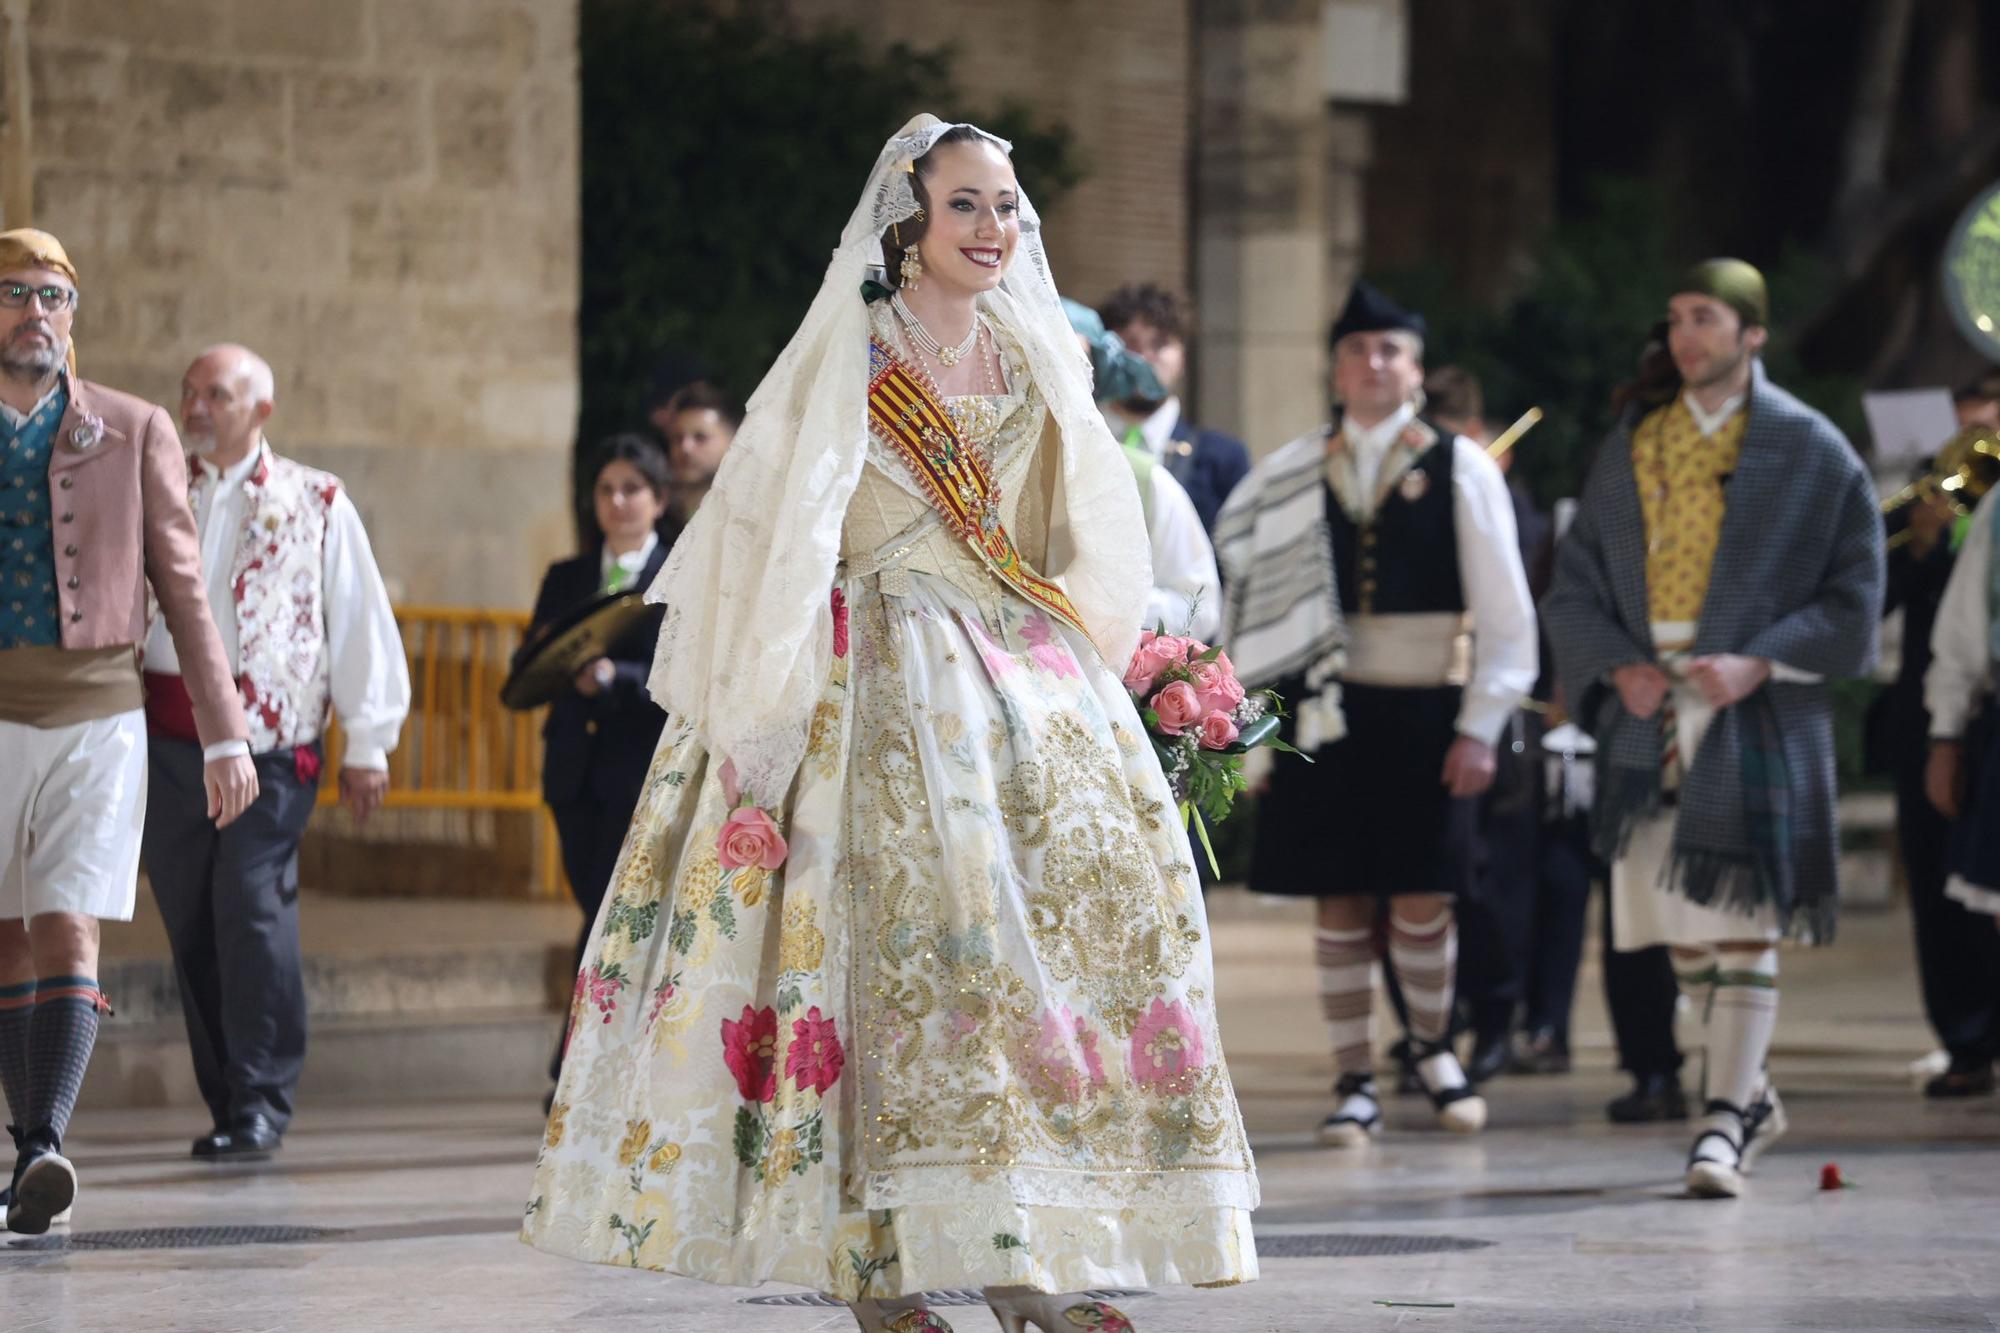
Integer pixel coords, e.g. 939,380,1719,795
1457,800,1538,1039
1523,812,1594,1040
552,790,642,975
1457,804,1594,1044
142,740,317,1132
1897,759,2000,1063
1601,877,1682,1078
548,785,644,1079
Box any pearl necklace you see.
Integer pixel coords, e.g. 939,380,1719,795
891,292,979,368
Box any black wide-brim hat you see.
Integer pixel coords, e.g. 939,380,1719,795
1329,279,1427,350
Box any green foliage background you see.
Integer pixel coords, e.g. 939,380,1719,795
577,1,1083,473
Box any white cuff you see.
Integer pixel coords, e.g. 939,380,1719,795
340,746,390,772
202,739,251,763
1766,659,1824,685
1455,694,1514,748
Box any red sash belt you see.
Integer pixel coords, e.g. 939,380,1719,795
143,671,322,783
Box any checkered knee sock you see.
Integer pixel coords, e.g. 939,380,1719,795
1315,927,1377,1078
1387,911,1457,1045
27,977,107,1144
0,980,32,1132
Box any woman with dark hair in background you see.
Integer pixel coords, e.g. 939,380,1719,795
520,434,680,1094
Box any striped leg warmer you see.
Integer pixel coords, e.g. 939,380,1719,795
1387,911,1457,1045
1316,927,1377,1078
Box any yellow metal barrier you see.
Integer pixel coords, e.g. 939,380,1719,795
317,605,566,898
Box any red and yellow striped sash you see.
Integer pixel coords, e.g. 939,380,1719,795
866,339,1086,637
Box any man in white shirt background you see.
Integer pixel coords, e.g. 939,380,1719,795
139,344,410,1161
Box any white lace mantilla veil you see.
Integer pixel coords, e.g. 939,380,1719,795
643,113,1149,804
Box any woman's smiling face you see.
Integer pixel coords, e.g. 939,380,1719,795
915,138,1021,295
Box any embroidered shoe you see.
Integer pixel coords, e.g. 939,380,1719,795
986,1287,1136,1332
1316,1072,1382,1147
1413,1042,1488,1133
848,1298,953,1332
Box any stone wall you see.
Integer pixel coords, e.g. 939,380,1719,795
10,0,581,606
1195,0,1339,457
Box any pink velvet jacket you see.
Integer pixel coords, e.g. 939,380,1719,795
46,376,247,748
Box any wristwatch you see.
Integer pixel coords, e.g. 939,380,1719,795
593,660,615,690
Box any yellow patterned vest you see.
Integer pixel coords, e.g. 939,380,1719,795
1632,398,1746,627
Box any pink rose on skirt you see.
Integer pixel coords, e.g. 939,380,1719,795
1198,710,1240,750
717,807,789,871
1151,680,1203,735
1128,997,1206,1094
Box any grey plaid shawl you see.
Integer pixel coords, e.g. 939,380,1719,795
1543,363,1885,942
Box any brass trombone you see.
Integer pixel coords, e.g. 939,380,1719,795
1881,425,2000,548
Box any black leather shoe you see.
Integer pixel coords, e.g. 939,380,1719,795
204,1113,282,1160
1467,1030,1511,1085
1608,1072,1689,1124
191,1125,232,1159
1508,1026,1572,1075
1924,1059,1995,1099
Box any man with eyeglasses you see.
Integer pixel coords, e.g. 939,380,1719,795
0,228,257,1234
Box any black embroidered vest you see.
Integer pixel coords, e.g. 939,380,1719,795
1325,426,1463,616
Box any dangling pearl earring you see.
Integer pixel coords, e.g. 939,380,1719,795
900,246,923,289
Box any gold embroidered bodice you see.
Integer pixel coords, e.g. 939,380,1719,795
842,304,1059,610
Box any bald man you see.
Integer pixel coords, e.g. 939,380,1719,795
139,344,409,1160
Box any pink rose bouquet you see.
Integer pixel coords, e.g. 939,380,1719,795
1124,628,1301,873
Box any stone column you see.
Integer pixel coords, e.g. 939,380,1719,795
1193,0,1332,458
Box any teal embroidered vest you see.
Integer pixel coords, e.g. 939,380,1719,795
0,380,68,650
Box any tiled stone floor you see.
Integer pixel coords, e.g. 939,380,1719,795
5,897,1998,1331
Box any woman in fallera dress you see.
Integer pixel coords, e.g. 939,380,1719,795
521,117,1259,1332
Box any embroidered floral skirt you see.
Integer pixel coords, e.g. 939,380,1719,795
521,568,1260,1299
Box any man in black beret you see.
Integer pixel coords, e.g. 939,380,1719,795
1216,281,1538,1147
